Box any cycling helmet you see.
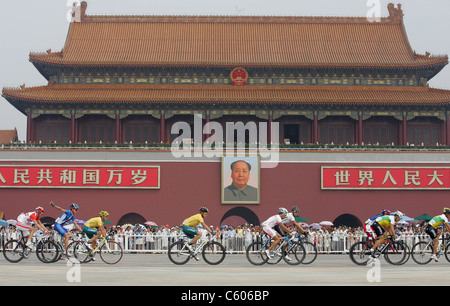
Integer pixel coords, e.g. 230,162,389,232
443,207,450,214
291,206,300,213
70,203,79,210
99,211,109,217
278,207,288,215
35,206,44,213
394,211,404,219
381,209,391,215
199,207,209,214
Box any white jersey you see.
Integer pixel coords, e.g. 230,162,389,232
281,212,296,225
17,212,39,225
262,215,282,228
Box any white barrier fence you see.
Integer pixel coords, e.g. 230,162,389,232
1,231,446,254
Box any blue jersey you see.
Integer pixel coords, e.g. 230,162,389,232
55,210,75,225
365,214,382,225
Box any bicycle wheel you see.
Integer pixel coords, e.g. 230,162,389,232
3,240,26,263
67,241,91,264
36,240,59,263
265,246,283,265
349,241,372,266
384,241,408,265
246,241,269,266
411,241,433,265
445,243,450,263
99,240,123,264
168,241,191,265
202,241,226,265
301,241,318,265
284,243,306,265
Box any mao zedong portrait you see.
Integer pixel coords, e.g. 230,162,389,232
223,159,259,203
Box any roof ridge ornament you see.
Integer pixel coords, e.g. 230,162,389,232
387,3,403,23
70,1,87,23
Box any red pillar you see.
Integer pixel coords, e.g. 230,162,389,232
71,114,76,143
313,114,318,143
268,113,273,144
27,114,32,143
160,113,166,143
115,114,121,143
446,115,450,146
358,115,363,145
402,115,408,145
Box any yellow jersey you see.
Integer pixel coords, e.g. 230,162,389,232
84,217,103,228
376,215,395,227
183,214,204,227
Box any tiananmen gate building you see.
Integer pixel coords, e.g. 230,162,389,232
1,2,450,228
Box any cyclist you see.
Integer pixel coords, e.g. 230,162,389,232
261,207,293,259
182,207,213,248
16,206,49,248
364,209,391,241
275,206,308,236
367,210,403,263
426,208,450,262
51,201,83,252
82,211,110,250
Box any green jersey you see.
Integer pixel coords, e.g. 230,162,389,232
428,214,449,228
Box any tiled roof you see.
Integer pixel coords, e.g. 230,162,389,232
3,84,450,107
0,129,18,144
29,8,447,69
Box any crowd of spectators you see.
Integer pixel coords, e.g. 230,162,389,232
1,219,447,254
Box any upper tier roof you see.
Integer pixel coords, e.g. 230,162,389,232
29,2,447,70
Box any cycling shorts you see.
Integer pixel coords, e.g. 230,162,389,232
16,222,31,236
371,223,385,238
82,225,98,239
274,224,287,237
54,223,69,236
262,225,277,238
363,224,375,240
426,224,438,239
182,225,198,239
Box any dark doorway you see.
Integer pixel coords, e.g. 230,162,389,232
284,124,299,144
220,207,260,227
41,216,55,227
117,213,146,226
333,214,362,228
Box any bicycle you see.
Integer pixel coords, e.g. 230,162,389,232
411,237,450,264
349,235,409,266
296,233,318,265
246,233,306,266
3,231,59,264
67,235,123,265
168,235,226,265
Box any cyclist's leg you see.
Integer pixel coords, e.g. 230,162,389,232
263,226,280,252
426,225,440,260
16,222,32,245
182,225,199,246
370,223,385,254
82,226,99,247
54,223,70,251
274,225,288,252
425,225,438,251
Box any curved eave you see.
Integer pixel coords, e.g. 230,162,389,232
29,56,448,70
3,85,450,115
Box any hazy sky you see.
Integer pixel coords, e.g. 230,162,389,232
1,0,449,141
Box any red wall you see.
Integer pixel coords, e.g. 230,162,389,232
1,157,449,227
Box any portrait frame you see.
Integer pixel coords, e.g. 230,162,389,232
221,156,260,204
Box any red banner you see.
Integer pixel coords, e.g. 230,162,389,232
321,167,450,190
0,165,160,189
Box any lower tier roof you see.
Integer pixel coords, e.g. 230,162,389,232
3,84,450,112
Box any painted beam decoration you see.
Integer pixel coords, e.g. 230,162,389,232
321,166,450,190
0,164,160,189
